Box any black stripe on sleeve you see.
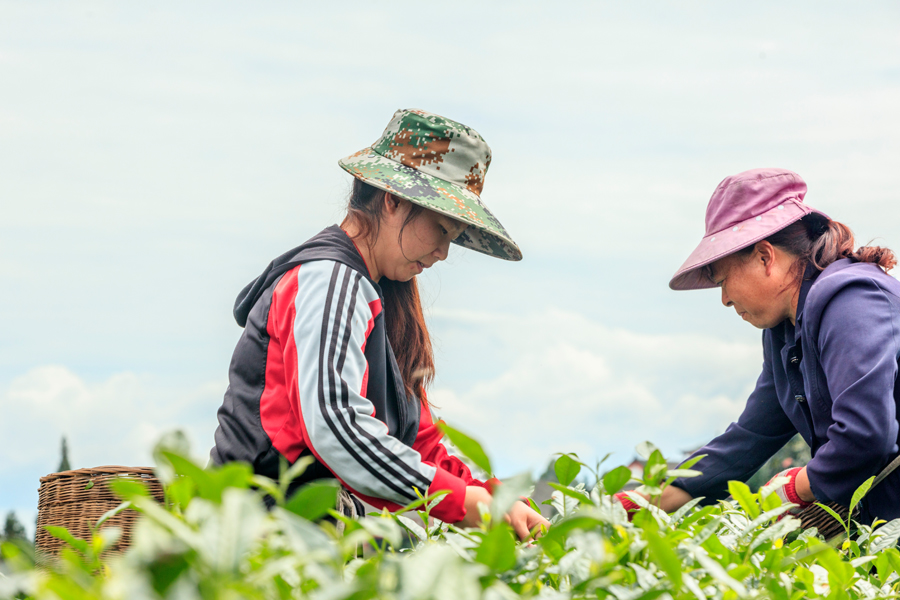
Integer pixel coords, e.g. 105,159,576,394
315,264,420,501
335,272,432,491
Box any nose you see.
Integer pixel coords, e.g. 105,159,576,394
433,238,451,262
721,287,733,307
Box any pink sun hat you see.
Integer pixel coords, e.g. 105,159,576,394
669,168,830,291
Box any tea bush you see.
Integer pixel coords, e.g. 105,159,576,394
2,428,900,600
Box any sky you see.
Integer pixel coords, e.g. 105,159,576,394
2,1,900,531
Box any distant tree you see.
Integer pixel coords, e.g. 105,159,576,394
746,433,811,492
2,511,27,543
58,436,71,472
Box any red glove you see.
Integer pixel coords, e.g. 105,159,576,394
614,492,641,521
765,467,812,511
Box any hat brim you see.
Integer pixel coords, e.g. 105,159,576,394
669,199,830,290
339,148,522,261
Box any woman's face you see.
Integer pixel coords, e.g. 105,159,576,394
375,196,468,282
709,243,798,329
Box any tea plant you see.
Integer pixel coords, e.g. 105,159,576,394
2,430,900,600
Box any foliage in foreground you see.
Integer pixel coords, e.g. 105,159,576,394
2,431,900,600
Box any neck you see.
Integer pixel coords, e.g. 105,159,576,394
340,220,380,281
788,290,799,325
786,260,812,325
785,272,806,325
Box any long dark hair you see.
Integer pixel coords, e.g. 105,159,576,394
344,179,435,400
733,214,897,280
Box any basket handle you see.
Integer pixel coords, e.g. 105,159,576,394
871,453,900,490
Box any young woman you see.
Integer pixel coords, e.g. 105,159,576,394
618,168,900,524
210,109,549,539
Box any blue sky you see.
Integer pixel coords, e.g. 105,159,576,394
2,1,899,530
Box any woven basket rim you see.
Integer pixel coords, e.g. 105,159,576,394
40,466,156,483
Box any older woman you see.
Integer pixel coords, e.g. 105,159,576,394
620,168,900,524
210,109,549,539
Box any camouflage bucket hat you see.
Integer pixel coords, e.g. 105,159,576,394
339,108,522,261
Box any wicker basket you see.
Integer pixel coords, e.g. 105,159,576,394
36,466,164,560
798,500,856,540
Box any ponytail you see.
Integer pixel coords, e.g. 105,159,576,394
344,179,435,400
809,220,897,272
760,214,896,274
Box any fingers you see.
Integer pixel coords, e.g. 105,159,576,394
528,516,550,540
506,503,551,541
505,503,537,541
511,518,531,541
529,522,548,540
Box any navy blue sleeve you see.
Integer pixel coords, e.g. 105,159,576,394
672,335,797,502
806,280,900,505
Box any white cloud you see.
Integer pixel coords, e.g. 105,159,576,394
0,366,222,469
428,308,760,475
0,366,224,533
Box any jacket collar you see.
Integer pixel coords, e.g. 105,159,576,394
233,225,377,327
795,258,859,329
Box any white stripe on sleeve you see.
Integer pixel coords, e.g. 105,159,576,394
292,260,436,502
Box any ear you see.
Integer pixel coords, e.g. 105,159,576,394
382,192,401,216
756,241,777,275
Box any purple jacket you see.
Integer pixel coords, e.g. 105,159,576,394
673,259,900,523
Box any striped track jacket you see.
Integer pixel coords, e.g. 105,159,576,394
210,226,486,522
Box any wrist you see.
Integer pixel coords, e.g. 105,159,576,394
781,467,812,507
463,486,491,512
793,467,815,504
459,486,492,528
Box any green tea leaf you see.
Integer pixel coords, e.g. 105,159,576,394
678,454,707,470
284,480,340,522
147,552,191,596
813,502,846,534
643,449,667,484
849,475,875,515
870,518,900,553
474,523,516,572
886,548,900,580
665,469,701,479
816,547,854,587
761,489,783,511
728,480,759,519
437,422,492,476
95,501,131,529
694,552,747,595
538,516,604,550
394,514,427,542
161,452,253,504
642,526,682,587
554,453,581,486
45,526,89,554
635,441,659,460
602,466,632,495
669,497,704,524
395,489,450,515
491,472,533,522
109,477,151,501
875,551,894,585
358,515,403,548
547,483,592,505
280,456,316,489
